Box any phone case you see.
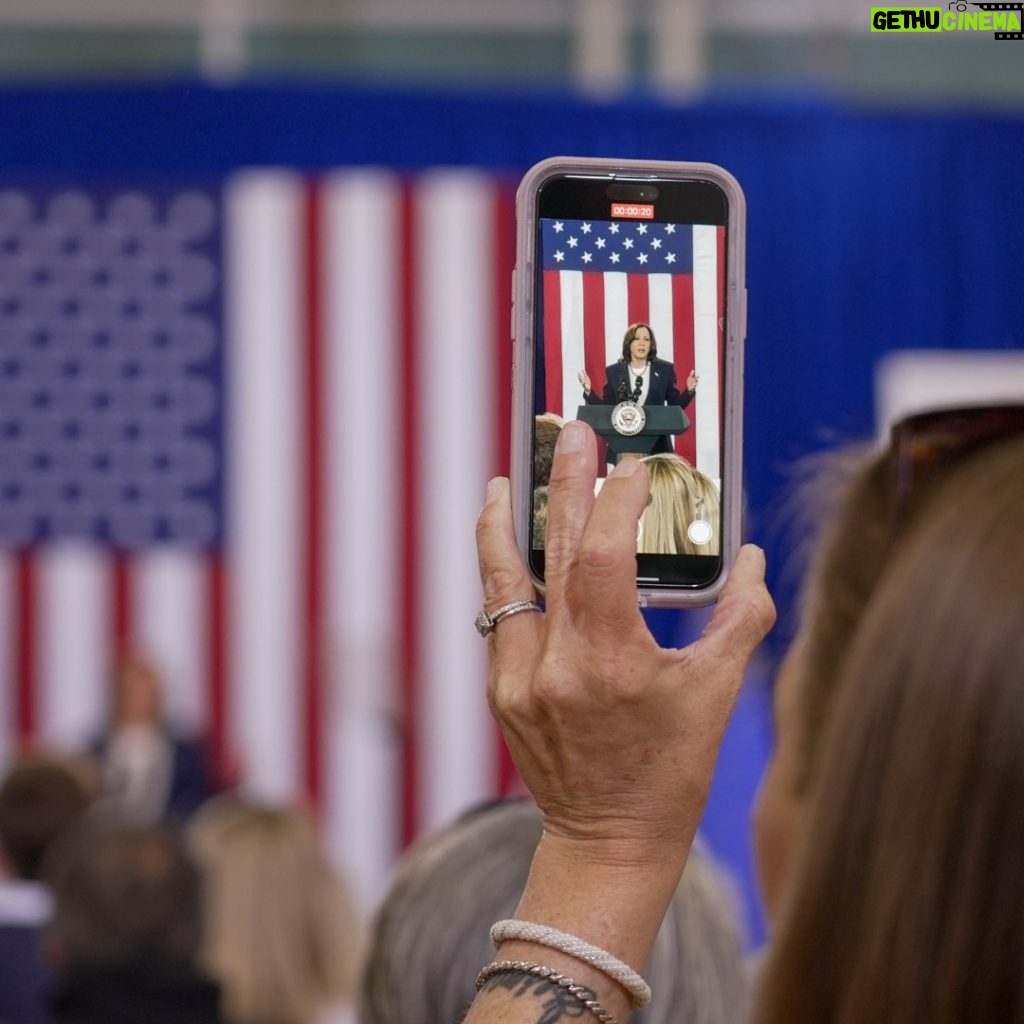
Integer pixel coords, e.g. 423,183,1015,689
510,156,747,607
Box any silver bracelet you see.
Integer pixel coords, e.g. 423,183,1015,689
490,918,651,1008
476,959,620,1024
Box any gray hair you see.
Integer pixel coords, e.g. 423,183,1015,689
359,799,748,1024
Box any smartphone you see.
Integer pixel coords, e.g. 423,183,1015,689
510,157,746,607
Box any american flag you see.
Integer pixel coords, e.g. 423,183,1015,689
539,216,724,479
0,169,518,910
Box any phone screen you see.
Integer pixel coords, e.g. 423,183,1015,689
528,174,728,591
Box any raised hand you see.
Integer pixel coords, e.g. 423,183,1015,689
469,420,774,1023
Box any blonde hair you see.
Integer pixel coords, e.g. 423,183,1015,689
638,454,720,556
190,799,361,1024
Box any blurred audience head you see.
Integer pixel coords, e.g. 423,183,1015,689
532,484,550,549
0,757,92,882
43,818,223,1024
638,453,720,556
757,429,1024,1023
754,405,1024,925
534,413,564,489
46,819,203,970
360,798,747,1024
189,797,360,1024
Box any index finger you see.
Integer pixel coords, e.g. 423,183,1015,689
568,456,650,629
543,421,599,611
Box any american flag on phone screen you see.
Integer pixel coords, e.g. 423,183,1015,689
539,216,724,480
0,170,517,909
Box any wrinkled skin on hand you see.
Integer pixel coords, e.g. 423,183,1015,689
476,420,776,868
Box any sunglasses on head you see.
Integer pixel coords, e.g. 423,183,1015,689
889,404,1024,536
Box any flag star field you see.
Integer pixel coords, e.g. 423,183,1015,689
0,188,222,549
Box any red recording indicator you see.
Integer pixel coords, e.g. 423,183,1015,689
611,202,655,220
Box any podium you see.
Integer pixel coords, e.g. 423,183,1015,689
576,404,689,463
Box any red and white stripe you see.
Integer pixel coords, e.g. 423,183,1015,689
0,167,518,912
546,224,724,482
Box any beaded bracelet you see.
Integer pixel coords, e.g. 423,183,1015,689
476,959,620,1024
490,918,652,1008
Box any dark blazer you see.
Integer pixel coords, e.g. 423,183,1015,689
583,358,694,455
0,922,56,1024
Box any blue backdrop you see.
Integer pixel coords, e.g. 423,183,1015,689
3,81,1022,942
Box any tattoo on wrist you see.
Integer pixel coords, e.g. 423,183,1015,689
480,972,594,1023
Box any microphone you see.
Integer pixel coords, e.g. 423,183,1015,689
632,374,643,401
616,378,628,401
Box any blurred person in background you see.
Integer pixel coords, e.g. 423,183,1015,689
94,652,221,824
532,413,564,549
531,485,550,549
755,423,1024,1021
533,413,565,491
189,798,361,1024
752,406,1024,929
0,758,93,1024
360,798,748,1024
45,819,224,1024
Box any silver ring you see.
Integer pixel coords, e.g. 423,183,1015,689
475,600,543,637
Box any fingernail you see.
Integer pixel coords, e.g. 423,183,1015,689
556,421,587,453
609,457,640,478
742,543,767,571
485,478,505,505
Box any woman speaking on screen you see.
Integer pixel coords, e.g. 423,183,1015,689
578,322,698,457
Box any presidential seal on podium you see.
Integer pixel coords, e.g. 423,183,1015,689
610,400,646,436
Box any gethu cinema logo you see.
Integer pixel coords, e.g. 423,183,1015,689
870,4,1023,31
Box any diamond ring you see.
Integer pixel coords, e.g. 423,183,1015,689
474,600,543,637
